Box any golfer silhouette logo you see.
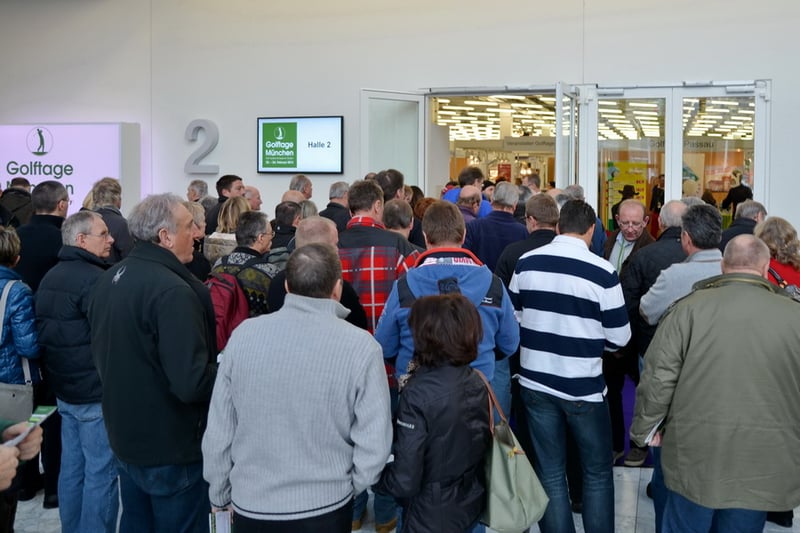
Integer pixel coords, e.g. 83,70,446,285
274,127,285,141
27,127,53,156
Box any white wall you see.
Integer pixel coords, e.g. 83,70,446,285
1,0,798,224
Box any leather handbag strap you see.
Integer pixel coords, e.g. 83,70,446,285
769,267,788,288
0,281,31,385
474,369,508,435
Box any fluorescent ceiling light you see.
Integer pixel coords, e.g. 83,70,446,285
490,95,527,100
629,102,659,108
441,105,474,111
511,103,544,109
464,100,499,106
709,100,741,106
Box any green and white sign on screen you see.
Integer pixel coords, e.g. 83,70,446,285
257,116,343,174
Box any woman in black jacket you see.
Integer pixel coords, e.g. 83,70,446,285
376,294,491,533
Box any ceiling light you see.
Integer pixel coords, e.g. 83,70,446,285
629,102,659,108
441,105,474,111
464,100,499,106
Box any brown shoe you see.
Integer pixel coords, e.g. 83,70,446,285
351,508,366,531
375,516,398,533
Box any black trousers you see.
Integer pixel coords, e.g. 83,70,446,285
602,350,639,453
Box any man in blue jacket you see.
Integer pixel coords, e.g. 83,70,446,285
375,201,519,415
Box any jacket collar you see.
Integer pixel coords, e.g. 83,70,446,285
347,216,384,230
686,248,722,263
128,241,197,285
693,272,777,294
29,214,64,228
414,247,483,267
57,245,110,268
284,293,350,319
658,226,682,241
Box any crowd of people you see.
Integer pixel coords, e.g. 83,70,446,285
0,167,797,533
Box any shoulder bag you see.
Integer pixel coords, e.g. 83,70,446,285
475,370,548,532
0,281,35,423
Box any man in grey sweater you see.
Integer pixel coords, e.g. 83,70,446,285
202,243,392,532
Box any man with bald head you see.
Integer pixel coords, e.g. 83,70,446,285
244,186,262,211
267,216,367,329
631,234,800,532
604,199,655,272
456,185,481,223
601,198,654,464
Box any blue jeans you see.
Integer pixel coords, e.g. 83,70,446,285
352,490,397,525
662,489,766,533
116,459,209,533
57,399,119,533
491,357,511,419
650,446,667,533
521,389,614,533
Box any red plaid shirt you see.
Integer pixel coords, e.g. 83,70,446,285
339,216,418,333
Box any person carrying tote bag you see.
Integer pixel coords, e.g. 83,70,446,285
0,225,41,531
376,294,491,533
0,226,40,422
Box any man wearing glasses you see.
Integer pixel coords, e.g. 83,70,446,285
210,210,280,317
36,211,118,531
602,199,654,468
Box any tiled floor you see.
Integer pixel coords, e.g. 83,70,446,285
14,469,800,532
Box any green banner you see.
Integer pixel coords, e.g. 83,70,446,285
261,122,297,168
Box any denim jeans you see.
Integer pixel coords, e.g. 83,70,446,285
57,399,119,533
396,509,485,532
491,357,512,419
662,489,766,533
650,446,667,533
521,389,614,533
352,490,397,525
116,459,209,533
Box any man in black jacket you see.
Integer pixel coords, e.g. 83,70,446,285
205,174,245,235
719,200,766,252
319,181,351,233
36,211,117,532
88,194,217,532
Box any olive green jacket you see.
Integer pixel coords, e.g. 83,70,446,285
631,273,800,511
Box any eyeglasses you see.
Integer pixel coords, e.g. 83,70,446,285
618,221,646,229
260,231,275,238
82,231,111,238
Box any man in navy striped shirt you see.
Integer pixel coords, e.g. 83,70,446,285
509,199,631,533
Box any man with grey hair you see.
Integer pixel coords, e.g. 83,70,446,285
212,210,280,317
631,234,800,532
719,199,767,251
617,200,688,469
267,216,367,329
88,193,217,532
289,174,313,199
203,243,391,532
36,211,117,532
92,177,133,264
186,179,208,203
243,185,262,211
464,181,528,272
319,181,351,232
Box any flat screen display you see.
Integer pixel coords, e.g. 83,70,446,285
257,116,343,174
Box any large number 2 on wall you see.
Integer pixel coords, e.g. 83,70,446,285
184,119,220,174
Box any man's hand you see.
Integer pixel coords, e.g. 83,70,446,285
2,422,43,460
0,446,19,490
649,431,662,447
